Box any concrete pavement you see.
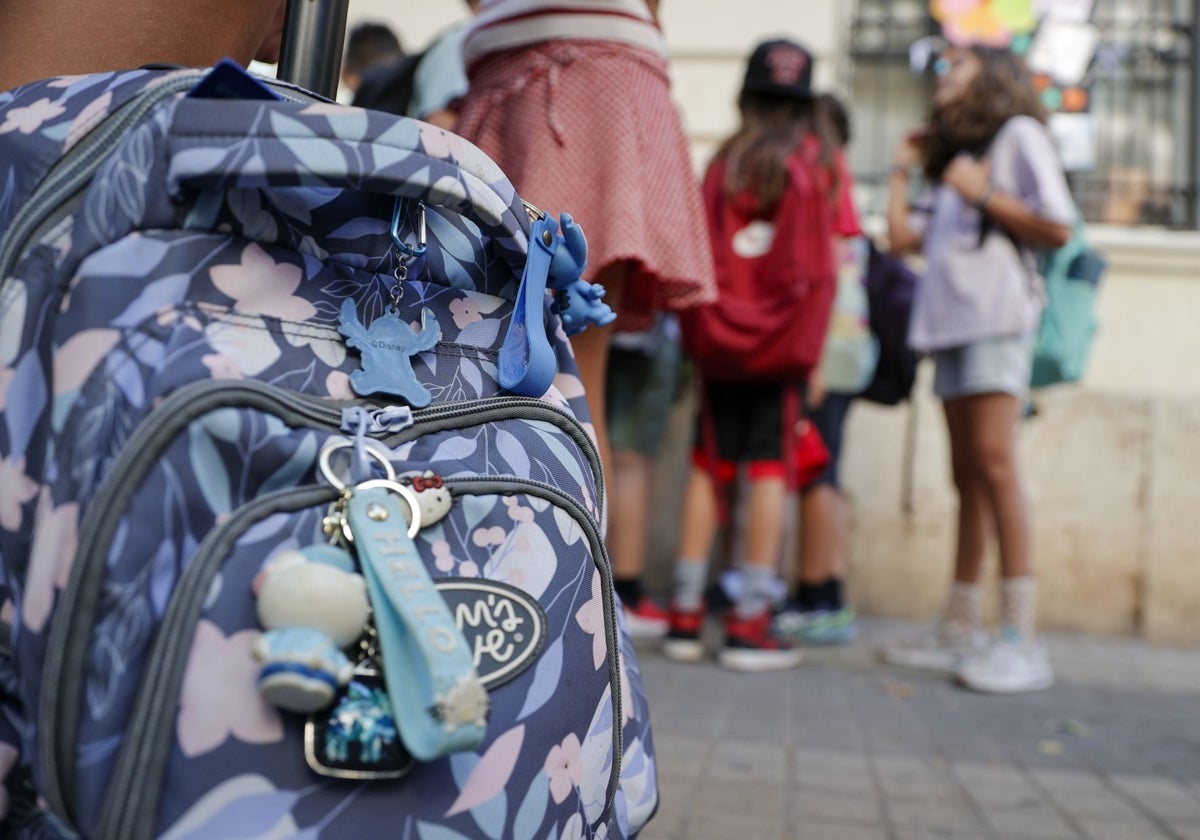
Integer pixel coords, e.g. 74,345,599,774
634,619,1200,840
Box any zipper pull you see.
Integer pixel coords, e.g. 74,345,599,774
340,405,414,435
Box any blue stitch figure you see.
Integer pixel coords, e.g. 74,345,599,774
546,212,616,336
338,298,441,407
324,680,399,764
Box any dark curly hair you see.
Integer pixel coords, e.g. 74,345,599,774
922,46,1047,183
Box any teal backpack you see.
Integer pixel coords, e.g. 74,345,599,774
1031,223,1107,388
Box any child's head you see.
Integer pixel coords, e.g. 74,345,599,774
922,44,1046,181
720,38,837,214
739,39,814,103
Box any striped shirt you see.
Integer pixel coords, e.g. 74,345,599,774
462,0,667,69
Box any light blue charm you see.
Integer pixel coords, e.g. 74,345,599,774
338,299,441,407
346,486,488,761
547,212,614,336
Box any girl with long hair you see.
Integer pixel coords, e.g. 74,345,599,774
665,39,860,672
883,46,1075,693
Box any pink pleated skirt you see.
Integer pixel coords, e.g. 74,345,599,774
455,39,717,330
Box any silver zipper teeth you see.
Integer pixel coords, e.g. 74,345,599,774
44,378,601,831
102,478,622,840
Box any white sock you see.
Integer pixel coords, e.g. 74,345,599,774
672,558,708,612
943,581,983,641
1001,576,1037,642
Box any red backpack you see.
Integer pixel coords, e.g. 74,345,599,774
680,148,839,383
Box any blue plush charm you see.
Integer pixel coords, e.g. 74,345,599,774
547,213,615,337
498,212,614,397
338,299,441,408
252,546,371,713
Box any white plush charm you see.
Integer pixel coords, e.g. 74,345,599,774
252,546,371,713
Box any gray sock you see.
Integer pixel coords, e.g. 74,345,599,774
672,558,709,612
735,566,777,620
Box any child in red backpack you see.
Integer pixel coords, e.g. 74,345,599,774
666,39,861,672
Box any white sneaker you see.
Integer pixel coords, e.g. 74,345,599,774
880,624,988,672
957,637,1054,694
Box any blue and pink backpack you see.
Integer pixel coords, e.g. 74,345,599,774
0,63,655,839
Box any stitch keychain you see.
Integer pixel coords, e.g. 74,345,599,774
339,201,442,407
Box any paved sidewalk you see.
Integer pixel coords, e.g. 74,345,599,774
634,619,1200,840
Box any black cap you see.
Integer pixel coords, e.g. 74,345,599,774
741,38,814,100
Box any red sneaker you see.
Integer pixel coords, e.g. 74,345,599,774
719,609,804,672
662,602,706,663
623,597,669,640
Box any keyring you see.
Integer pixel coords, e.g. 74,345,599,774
355,479,423,538
318,438,397,491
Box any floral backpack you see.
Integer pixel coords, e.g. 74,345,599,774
0,63,655,840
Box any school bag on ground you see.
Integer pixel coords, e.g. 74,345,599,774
0,63,656,840
1031,223,1107,388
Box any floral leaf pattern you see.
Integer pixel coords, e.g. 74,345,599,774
0,68,651,840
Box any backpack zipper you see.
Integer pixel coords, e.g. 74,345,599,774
40,378,601,830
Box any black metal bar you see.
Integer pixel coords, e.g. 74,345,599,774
1191,0,1200,227
276,0,350,99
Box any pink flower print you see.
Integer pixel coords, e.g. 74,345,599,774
459,561,480,577
0,456,37,532
326,371,354,399
210,243,316,321
575,569,606,670
552,371,586,400
22,489,79,633
450,297,482,330
178,620,283,757
544,732,583,804
418,122,465,161
472,526,506,548
433,541,455,573
506,502,534,524
0,98,66,135
64,91,113,153
52,329,120,395
202,354,243,381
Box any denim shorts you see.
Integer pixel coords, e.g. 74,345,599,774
932,333,1035,399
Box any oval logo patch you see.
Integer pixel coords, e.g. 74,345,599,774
436,578,547,690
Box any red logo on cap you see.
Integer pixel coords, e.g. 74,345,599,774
767,45,808,85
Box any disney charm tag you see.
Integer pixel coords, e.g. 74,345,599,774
338,299,441,407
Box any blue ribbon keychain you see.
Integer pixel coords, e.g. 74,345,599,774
499,211,615,397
